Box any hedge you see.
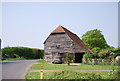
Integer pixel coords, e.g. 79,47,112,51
1,47,44,59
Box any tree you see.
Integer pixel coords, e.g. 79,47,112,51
66,53,73,66
83,52,93,58
2,46,44,59
92,47,101,53
82,29,109,49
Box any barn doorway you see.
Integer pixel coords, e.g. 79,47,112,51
74,53,84,63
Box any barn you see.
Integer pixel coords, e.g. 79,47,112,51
44,25,93,63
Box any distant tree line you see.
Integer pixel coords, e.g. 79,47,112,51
1,47,44,60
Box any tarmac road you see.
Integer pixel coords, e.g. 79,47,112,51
1,59,38,79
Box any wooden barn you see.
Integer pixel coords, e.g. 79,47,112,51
44,25,93,63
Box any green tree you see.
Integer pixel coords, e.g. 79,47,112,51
82,29,109,49
66,53,73,66
2,47,14,58
92,47,101,53
83,52,93,58
110,47,120,57
2,46,44,60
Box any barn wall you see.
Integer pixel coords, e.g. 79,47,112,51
72,44,85,53
44,33,73,58
44,33,86,60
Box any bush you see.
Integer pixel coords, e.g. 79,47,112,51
111,48,120,57
92,47,101,53
97,48,120,59
98,50,108,58
83,52,93,58
2,46,44,60
65,53,73,65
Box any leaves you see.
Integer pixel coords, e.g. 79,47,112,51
82,29,109,49
83,52,93,58
2,46,44,59
65,53,73,65
92,47,101,53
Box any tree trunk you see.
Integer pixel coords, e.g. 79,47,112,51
68,62,70,66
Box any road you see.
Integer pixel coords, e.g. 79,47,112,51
1,59,38,79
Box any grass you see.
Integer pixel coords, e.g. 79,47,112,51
1,58,26,61
25,71,113,79
1,58,37,61
26,59,119,79
31,63,116,70
36,59,46,63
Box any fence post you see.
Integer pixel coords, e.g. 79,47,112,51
40,65,43,79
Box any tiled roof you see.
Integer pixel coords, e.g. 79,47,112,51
51,25,66,33
45,25,94,53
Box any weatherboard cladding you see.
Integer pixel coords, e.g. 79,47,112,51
44,25,93,56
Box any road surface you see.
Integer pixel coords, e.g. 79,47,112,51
1,60,38,79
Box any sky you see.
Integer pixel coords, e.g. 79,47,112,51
1,2,119,49
118,2,120,47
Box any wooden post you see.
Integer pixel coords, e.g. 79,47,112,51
40,65,43,79
40,70,43,79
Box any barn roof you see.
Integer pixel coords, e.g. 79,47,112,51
44,25,94,53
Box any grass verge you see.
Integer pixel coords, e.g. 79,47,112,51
36,59,46,63
31,63,116,70
1,58,37,61
25,70,112,79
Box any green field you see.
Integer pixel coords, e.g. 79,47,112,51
31,63,116,70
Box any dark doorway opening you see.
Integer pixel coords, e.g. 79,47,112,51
74,53,84,63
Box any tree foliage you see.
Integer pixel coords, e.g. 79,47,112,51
110,47,120,57
82,29,109,49
92,47,101,53
83,47,120,59
2,47,44,60
83,52,93,58
66,53,73,66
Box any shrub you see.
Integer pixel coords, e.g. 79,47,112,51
92,47,101,53
2,46,44,60
65,53,73,66
98,50,108,58
83,52,93,58
2,47,14,58
110,48,120,57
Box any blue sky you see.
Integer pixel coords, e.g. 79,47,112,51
2,2,118,49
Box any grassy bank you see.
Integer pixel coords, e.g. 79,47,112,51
25,71,112,79
1,58,37,61
31,63,116,70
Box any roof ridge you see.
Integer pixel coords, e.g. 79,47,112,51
59,25,66,32
51,25,66,33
